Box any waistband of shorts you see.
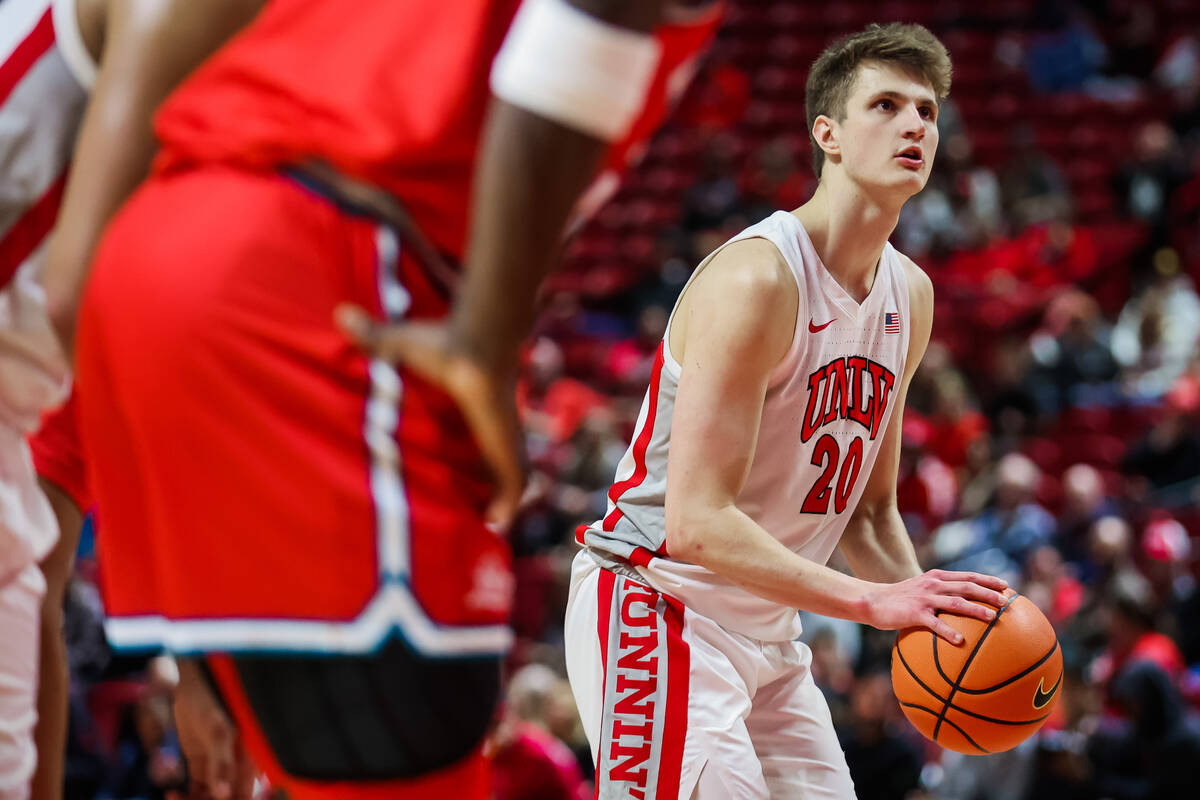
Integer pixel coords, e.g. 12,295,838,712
282,161,460,297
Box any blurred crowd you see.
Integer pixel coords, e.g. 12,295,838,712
60,1,1200,799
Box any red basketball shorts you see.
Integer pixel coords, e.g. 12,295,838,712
75,165,512,659
29,389,92,513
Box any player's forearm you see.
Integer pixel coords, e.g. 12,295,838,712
839,502,922,583
44,0,264,352
450,102,608,376
666,503,875,623
43,103,155,349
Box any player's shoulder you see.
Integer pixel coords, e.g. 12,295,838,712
894,248,933,307
703,236,794,301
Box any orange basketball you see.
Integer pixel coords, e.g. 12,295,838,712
890,589,1063,754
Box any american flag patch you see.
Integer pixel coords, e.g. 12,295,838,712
884,312,901,334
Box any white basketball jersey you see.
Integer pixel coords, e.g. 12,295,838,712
576,210,912,641
0,0,94,579
0,0,93,434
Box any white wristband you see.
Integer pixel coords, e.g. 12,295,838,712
490,0,662,142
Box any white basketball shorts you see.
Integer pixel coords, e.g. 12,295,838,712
0,562,45,800
565,550,856,799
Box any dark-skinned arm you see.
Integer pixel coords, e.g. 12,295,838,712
338,0,667,528
43,0,264,356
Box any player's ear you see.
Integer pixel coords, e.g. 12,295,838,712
812,115,840,165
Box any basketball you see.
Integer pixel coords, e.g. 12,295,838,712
891,589,1063,755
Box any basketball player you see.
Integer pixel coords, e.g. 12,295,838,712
57,1,721,798
1,1,263,797
553,24,1008,798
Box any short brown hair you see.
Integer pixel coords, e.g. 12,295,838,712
805,23,952,177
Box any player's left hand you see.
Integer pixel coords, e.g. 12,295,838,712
335,304,525,532
174,661,256,800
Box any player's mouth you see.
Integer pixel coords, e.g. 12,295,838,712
895,146,924,169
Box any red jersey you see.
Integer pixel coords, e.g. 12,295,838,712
153,0,722,257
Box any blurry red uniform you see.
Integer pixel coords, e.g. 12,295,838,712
79,8,720,793
86,0,718,656
79,3,719,792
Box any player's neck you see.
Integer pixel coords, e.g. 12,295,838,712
791,180,902,304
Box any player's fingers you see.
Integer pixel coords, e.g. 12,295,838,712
942,581,1009,609
455,378,525,532
335,305,450,380
232,741,257,800
926,614,965,645
203,714,238,800
185,752,210,800
933,570,1008,591
935,594,996,624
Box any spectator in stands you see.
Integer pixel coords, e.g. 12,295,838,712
925,368,989,473
1111,248,1200,399
984,338,1041,446
680,134,743,234
1026,659,1101,800
605,304,669,395
1116,123,1191,252
489,665,589,800
1028,290,1118,413
741,136,812,224
1023,545,1086,626
1122,381,1200,492
1055,464,1116,569
1154,30,1200,137
1001,125,1073,229
976,453,1057,566
806,626,856,730
1090,570,1185,699
1025,7,1108,93
838,671,923,800
1088,661,1200,798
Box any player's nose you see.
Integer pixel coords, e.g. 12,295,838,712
902,104,925,138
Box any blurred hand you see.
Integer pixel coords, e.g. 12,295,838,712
336,305,525,532
174,661,255,800
863,570,1010,644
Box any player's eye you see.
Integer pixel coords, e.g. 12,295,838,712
919,106,936,120
875,98,895,111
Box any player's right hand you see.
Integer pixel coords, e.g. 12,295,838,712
335,305,526,532
862,569,1010,645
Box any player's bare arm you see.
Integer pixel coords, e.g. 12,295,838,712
663,243,1006,643
43,0,265,356
837,253,933,583
338,0,668,529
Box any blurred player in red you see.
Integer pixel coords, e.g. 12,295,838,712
51,1,721,798
1,1,260,797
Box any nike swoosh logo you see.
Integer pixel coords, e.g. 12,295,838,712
808,318,836,333
1033,672,1062,709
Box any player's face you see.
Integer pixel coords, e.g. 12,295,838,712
834,62,939,200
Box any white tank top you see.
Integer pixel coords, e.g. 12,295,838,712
0,0,94,435
576,210,912,640
0,0,94,577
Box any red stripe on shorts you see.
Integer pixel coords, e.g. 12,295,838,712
0,172,66,290
0,9,53,106
593,569,616,800
656,596,690,798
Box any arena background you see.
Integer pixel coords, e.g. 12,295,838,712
59,1,1200,798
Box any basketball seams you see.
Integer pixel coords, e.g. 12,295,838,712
952,641,1061,695
897,702,989,754
895,644,1053,726
896,640,951,706
931,593,1018,741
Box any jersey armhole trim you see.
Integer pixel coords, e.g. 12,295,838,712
51,0,95,89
